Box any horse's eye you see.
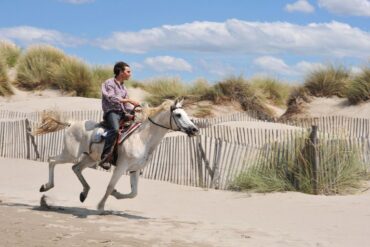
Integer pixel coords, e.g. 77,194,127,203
175,113,181,118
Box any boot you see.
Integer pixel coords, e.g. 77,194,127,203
98,153,112,170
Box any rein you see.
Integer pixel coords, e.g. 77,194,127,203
148,106,182,131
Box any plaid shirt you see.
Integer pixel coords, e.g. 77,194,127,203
101,78,132,114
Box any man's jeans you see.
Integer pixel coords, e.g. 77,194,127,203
101,111,122,159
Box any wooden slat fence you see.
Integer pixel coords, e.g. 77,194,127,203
0,114,370,191
282,115,370,138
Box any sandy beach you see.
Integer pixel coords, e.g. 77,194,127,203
0,158,370,247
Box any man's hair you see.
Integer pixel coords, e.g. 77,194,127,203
113,61,130,77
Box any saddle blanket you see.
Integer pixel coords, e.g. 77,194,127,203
91,122,142,144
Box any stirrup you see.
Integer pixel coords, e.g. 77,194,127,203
98,155,112,170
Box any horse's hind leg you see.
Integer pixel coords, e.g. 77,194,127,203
97,165,126,211
40,153,72,192
111,171,140,199
72,154,96,203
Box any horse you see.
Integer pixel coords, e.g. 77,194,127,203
37,99,199,211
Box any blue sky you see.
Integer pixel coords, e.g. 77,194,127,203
0,0,369,83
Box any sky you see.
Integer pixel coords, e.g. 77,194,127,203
0,0,369,84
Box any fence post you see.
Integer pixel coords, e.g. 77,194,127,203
196,136,204,187
310,125,319,194
25,119,40,160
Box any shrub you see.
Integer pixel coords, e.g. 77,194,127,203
0,40,21,67
303,65,350,97
214,76,274,120
188,78,214,101
143,77,188,106
280,86,310,119
347,67,370,104
16,45,65,89
230,134,366,195
0,56,13,96
52,57,94,97
250,77,292,106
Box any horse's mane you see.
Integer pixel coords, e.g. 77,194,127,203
141,100,173,119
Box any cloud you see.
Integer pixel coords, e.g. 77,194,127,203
96,19,370,58
143,56,192,72
59,0,95,4
253,56,293,75
253,56,324,76
285,0,315,13
318,0,370,16
0,26,85,47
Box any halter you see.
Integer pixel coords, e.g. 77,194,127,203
148,105,182,132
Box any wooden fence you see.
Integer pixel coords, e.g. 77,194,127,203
1,110,370,191
0,118,369,190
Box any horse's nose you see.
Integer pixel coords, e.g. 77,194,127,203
192,126,199,133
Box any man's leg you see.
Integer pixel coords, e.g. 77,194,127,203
99,112,121,169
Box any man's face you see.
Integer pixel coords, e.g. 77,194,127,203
121,66,131,81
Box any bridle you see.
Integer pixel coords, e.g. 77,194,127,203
148,105,182,132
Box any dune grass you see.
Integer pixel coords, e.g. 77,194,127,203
230,135,366,195
303,65,350,98
250,77,292,107
16,45,66,89
0,40,21,68
213,76,274,120
0,56,13,96
143,77,188,106
52,57,95,97
347,67,370,104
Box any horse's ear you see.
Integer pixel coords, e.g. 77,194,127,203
176,98,184,107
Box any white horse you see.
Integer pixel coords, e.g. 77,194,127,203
38,99,199,211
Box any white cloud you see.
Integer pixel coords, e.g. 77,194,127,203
285,0,315,13
253,56,324,76
0,26,85,47
59,0,95,4
253,56,293,75
96,19,370,58
318,0,370,16
143,56,192,72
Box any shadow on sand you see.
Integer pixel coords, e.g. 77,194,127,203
0,196,150,220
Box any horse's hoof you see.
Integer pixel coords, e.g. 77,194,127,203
80,192,87,203
39,185,46,192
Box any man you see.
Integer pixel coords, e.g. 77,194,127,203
98,61,140,170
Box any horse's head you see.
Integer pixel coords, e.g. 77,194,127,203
170,99,199,137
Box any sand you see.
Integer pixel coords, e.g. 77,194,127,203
1,158,370,247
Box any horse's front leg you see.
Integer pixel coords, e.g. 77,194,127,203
97,165,126,211
111,170,140,199
40,154,71,192
72,154,95,203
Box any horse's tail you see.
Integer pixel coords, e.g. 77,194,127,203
33,116,71,135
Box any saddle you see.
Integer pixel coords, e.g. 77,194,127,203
91,112,141,166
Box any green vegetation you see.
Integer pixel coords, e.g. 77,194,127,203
250,77,292,107
213,76,274,119
347,67,370,104
0,56,13,96
0,40,21,68
230,135,366,195
52,57,95,97
143,77,188,106
16,45,65,89
303,65,350,97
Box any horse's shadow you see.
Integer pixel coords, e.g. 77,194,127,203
0,199,149,220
